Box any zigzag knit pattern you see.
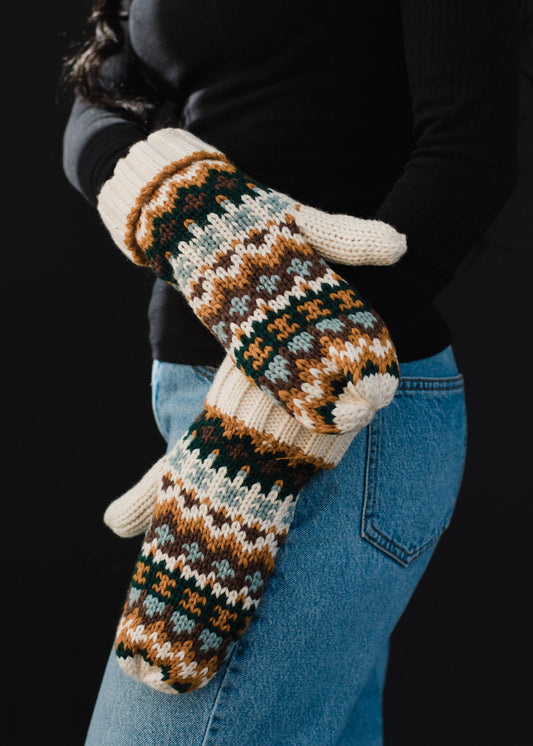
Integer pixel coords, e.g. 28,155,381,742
123,150,399,433
115,405,321,693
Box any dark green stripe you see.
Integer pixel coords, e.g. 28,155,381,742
178,410,316,495
144,166,258,281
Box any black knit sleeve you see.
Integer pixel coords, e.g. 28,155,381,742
374,0,520,298
62,97,146,207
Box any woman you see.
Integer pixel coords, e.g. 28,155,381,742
62,1,520,743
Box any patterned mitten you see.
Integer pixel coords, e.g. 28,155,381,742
98,128,406,433
110,354,365,693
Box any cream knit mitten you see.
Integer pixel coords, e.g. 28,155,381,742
108,355,361,693
97,128,406,434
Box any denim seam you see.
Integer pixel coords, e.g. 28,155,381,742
397,374,464,392
199,643,241,746
360,414,379,553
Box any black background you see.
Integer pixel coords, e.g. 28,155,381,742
6,3,532,744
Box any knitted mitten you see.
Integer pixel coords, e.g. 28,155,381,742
98,128,406,433
110,355,363,693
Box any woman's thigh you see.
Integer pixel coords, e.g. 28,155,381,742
85,347,467,746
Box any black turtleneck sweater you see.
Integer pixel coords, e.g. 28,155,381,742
63,0,520,365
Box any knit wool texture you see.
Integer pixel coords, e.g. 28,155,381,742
112,356,357,693
98,128,403,434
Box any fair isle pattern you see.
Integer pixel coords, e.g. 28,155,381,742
126,152,400,434
115,406,319,693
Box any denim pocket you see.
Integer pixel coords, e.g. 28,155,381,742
361,374,467,567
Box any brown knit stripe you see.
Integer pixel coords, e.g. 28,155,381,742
187,222,315,288
148,467,292,556
143,498,283,579
148,500,284,569
204,404,334,470
124,151,233,264
188,224,331,325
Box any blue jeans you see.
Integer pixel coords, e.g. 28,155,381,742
85,345,467,746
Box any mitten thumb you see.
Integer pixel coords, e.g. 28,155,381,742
103,457,165,538
292,201,407,267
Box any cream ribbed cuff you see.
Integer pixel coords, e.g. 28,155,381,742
97,128,222,256
206,356,357,468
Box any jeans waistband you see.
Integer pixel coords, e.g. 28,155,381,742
398,345,460,379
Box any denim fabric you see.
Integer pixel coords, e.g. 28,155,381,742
85,346,467,746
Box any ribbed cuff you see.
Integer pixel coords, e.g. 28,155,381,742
206,356,356,468
96,128,222,257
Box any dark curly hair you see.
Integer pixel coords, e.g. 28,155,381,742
61,0,162,124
